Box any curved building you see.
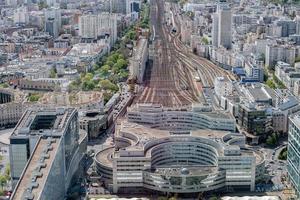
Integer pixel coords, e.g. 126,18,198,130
95,104,265,194
0,89,29,128
127,104,236,132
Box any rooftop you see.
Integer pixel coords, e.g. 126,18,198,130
12,137,60,200
11,107,75,138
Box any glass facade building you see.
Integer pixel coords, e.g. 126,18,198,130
288,115,300,196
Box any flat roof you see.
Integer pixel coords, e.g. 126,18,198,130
12,137,60,200
11,107,75,138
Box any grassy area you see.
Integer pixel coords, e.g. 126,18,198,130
0,83,9,88
28,93,42,102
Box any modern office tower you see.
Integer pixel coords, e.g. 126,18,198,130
94,104,265,194
212,13,219,47
237,103,271,136
211,2,232,49
9,107,87,200
44,7,62,37
217,3,232,49
45,17,59,38
79,13,118,45
288,114,300,197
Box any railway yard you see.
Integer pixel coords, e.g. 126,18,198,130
135,0,233,107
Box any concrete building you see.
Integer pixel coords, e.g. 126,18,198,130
214,76,233,100
79,13,118,45
0,89,29,129
129,38,148,83
18,78,59,91
214,3,232,49
237,102,272,138
276,19,296,37
244,61,264,82
94,104,265,194
272,90,300,133
79,110,107,141
13,7,29,25
127,104,236,132
44,7,62,38
10,107,87,199
102,0,127,14
212,13,219,47
265,44,295,69
288,114,300,197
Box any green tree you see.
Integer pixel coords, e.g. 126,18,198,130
201,37,209,45
5,164,10,180
82,80,95,91
278,147,287,160
49,67,57,78
100,65,111,76
0,175,6,190
266,79,276,89
28,93,41,102
266,133,279,146
83,73,93,82
99,80,118,91
116,58,128,69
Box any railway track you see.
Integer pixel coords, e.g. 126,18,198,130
135,0,198,107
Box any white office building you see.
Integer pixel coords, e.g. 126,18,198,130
95,104,265,194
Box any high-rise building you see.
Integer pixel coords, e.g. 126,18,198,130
287,114,300,197
104,0,126,14
295,16,300,35
102,0,141,14
10,107,87,200
78,14,98,38
217,3,232,49
79,13,118,45
212,2,232,49
276,19,296,37
13,6,29,25
44,7,62,37
212,13,219,47
45,17,59,38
